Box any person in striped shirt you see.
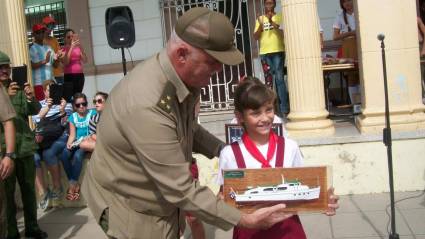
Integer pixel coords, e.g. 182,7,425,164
30,24,58,101
32,80,73,209
80,91,108,152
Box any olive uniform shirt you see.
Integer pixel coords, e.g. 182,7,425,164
82,50,241,239
0,85,16,239
0,86,16,146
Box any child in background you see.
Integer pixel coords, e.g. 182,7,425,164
217,77,339,239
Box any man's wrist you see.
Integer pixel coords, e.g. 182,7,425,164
2,152,16,160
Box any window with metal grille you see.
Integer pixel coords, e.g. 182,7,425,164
25,1,67,46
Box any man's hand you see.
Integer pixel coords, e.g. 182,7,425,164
23,83,34,100
45,51,52,64
0,157,14,180
238,204,293,230
324,187,339,216
7,82,19,96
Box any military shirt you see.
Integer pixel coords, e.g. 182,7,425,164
0,86,16,154
83,50,241,239
0,85,40,158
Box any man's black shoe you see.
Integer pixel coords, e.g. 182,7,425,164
24,229,48,239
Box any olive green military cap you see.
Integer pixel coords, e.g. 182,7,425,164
175,7,244,66
0,50,10,65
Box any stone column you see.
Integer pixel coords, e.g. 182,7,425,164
355,0,425,133
281,0,334,137
0,0,29,68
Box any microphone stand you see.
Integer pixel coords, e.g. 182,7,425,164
121,47,127,75
378,34,399,239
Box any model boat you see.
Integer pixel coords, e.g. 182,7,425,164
230,176,320,203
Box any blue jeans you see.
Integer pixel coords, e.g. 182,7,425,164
261,52,289,113
61,147,85,184
34,134,68,168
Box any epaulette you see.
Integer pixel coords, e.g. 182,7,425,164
157,81,176,114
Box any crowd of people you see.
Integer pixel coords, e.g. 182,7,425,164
0,13,108,238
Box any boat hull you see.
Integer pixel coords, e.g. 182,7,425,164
234,186,320,203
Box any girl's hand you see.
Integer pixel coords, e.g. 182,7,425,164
7,82,19,96
46,98,53,108
60,98,67,111
23,83,34,100
67,142,72,150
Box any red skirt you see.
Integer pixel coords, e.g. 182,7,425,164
233,215,306,239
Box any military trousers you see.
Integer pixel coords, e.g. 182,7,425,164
4,155,39,237
0,177,6,239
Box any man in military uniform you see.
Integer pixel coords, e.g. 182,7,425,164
0,51,47,239
82,8,291,239
0,50,16,239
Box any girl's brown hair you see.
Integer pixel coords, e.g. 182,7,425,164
234,76,276,113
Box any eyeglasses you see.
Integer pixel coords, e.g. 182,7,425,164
75,102,88,108
0,65,11,70
93,99,104,104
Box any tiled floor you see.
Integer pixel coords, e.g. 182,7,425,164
12,190,425,238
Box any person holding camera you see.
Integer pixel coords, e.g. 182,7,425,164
253,0,289,116
62,29,87,96
32,79,73,209
0,50,47,239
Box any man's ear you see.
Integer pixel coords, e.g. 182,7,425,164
235,111,244,125
175,46,189,64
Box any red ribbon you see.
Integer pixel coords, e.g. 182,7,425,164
242,131,277,168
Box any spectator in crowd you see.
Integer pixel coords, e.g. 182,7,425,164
333,0,359,105
79,91,108,152
0,51,47,239
253,0,289,115
30,23,56,101
43,15,65,84
0,50,16,239
61,93,95,201
62,29,87,96
32,80,72,209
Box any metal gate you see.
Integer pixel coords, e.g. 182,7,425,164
25,1,67,46
159,0,264,113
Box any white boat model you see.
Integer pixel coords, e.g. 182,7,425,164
230,176,320,203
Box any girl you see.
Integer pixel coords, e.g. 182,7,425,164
217,77,338,239
62,28,87,96
333,0,359,105
61,93,95,201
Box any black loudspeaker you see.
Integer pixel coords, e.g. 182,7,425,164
105,6,135,49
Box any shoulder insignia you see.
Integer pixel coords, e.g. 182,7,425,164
157,81,176,114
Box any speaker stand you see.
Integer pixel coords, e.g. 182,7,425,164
121,47,127,75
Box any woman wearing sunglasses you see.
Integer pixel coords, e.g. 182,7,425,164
61,92,96,201
80,91,108,152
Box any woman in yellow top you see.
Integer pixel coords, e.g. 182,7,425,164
253,0,289,115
